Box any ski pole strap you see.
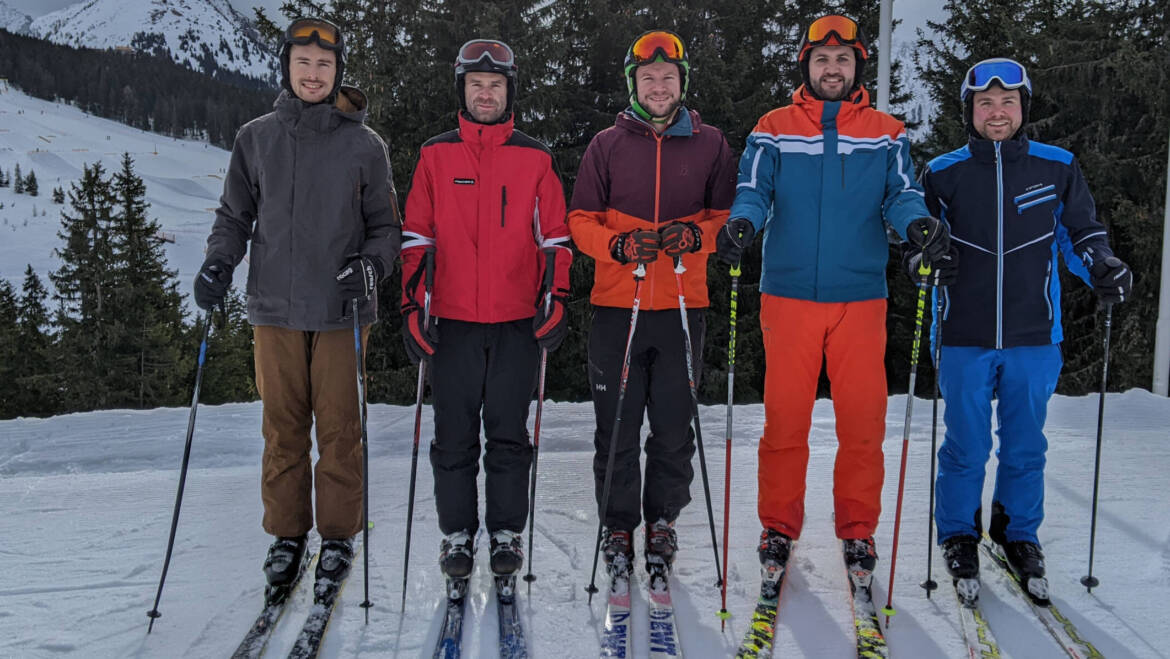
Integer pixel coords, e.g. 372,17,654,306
403,247,437,309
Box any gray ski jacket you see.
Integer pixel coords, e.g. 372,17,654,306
205,86,401,330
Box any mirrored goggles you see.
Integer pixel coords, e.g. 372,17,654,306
630,30,686,64
285,18,342,51
457,39,516,69
961,58,1031,100
801,15,868,59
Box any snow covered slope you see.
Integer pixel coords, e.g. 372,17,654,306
0,392,1166,657
0,82,243,297
0,0,31,34
29,0,276,84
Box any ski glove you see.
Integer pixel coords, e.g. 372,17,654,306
716,218,756,265
193,256,232,311
906,217,951,265
610,229,660,265
1090,255,1132,304
903,244,959,287
335,253,383,299
402,303,438,365
659,221,702,258
533,293,569,352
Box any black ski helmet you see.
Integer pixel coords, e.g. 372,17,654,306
454,39,518,121
798,14,868,99
280,17,347,102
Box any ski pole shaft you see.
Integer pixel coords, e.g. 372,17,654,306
525,265,556,593
672,257,723,590
922,291,944,597
884,265,931,624
1082,302,1113,592
147,310,212,632
402,248,435,612
586,264,646,603
353,299,372,622
719,262,741,627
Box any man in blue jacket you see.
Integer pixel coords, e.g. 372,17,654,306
918,57,1132,603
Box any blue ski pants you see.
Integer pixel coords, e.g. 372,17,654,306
935,344,1062,545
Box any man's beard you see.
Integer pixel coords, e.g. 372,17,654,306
643,97,681,119
812,78,852,101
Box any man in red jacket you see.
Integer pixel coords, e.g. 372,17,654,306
569,30,736,582
400,39,571,583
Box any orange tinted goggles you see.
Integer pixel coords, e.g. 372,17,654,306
286,19,341,48
630,31,685,63
806,15,860,43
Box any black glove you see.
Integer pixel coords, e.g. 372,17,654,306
335,253,383,299
1090,255,1132,304
402,303,438,364
716,218,756,265
659,222,702,258
610,229,660,265
903,245,959,287
906,217,951,265
533,293,569,352
193,256,232,310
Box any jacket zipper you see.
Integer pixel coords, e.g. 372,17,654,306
500,186,507,227
995,141,1004,350
651,132,663,305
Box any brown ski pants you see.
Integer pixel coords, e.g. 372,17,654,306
253,324,369,540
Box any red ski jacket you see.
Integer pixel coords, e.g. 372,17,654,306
569,108,736,310
402,113,571,322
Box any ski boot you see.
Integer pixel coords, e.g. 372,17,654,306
314,537,354,603
942,535,980,606
645,519,678,574
842,537,878,590
758,528,793,599
439,530,475,579
262,534,307,605
1003,540,1049,604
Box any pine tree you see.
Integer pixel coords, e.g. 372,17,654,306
52,186,64,204
198,290,258,404
0,167,8,188
107,153,189,408
51,161,117,411
14,266,55,417
24,170,38,196
13,163,23,194
0,278,18,419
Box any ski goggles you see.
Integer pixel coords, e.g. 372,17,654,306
960,58,1031,101
285,18,343,51
800,15,868,59
456,39,516,70
629,30,686,64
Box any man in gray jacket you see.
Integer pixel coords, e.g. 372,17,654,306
193,17,401,599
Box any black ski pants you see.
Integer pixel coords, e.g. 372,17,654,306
588,306,704,533
429,318,538,536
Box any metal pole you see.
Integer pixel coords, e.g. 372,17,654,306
1152,127,1170,395
877,0,893,112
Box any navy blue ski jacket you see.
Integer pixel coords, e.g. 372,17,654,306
922,135,1113,349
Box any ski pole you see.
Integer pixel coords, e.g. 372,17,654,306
671,255,723,591
1081,302,1113,592
524,261,556,596
352,298,373,622
719,261,741,628
401,247,436,612
883,262,931,624
586,263,647,604
147,309,213,632
920,290,944,598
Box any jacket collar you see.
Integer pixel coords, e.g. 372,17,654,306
275,85,368,133
968,133,1030,162
615,106,699,138
458,112,514,146
793,85,869,129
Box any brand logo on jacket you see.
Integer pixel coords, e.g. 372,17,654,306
453,178,476,185
595,383,607,392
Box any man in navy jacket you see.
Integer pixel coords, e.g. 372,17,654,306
917,58,1132,601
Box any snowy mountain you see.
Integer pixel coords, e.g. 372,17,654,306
0,83,238,297
0,0,31,34
28,0,277,85
0,392,1166,657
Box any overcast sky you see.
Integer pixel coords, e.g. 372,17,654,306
7,0,945,50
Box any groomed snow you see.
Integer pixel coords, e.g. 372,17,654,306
1,391,1167,658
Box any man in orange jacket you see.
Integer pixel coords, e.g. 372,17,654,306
570,30,736,582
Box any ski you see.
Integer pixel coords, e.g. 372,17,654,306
433,577,469,659
599,572,633,658
231,549,318,659
845,567,889,659
734,564,787,659
646,566,682,658
980,539,1102,659
952,579,1002,659
287,541,362,659
495,575,528,658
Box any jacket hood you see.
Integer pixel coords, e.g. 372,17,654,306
274,85,368,132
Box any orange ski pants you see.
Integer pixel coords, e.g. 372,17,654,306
758,295,887,540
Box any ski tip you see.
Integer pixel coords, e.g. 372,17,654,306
717,608,731,621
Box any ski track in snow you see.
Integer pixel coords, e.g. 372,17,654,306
1,392,1168,658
